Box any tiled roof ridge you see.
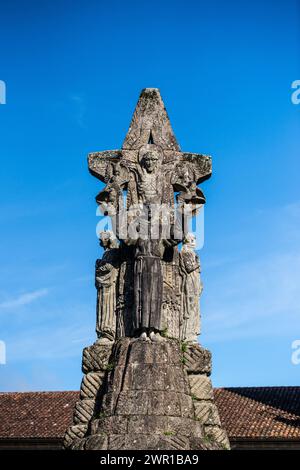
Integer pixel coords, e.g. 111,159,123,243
1,386,299,395
0,387,299,440
0,390,78,395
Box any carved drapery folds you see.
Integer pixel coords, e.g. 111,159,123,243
95,231,120,343
89,89,211,343
64,89,230,451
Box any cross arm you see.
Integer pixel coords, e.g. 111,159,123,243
179,152,212,184
88,150,122,183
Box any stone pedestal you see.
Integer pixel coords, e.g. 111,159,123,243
64,338,230,450
64,89,229,451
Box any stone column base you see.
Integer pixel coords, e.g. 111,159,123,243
64,338,230,450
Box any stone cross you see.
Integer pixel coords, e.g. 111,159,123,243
88,88,212,230
63,89,230,451
88,88,212,342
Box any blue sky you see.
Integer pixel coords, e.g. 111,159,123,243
0,0,300,391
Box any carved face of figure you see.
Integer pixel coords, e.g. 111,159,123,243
99,231,118,249
183,233,196,249
180,164,195,187
100,233,110,249
114,167,121,178
182,169,191,186
141,151,160,173
108,188,117,203
190,181,197,192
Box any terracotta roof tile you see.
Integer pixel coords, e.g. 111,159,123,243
214,387,300,439
0,391,78,439
0,387,299,440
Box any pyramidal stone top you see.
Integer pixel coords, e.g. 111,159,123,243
88,88,212,184
122,88,180,151
63,89,230,451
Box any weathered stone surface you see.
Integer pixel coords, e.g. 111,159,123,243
82,342,113,374
69,438,86,450
85,434,108,450
65,88,230,451
161,435,190,451
189,375,214,400
146,391,181,417
204,425,230,450
122,88,180,151
88,89,211,343
126,415,202,439
180,234,202,343
111,389,193,418
95,232,119,342
108,434,126,450
80,371,105,399
97,416,128,435
194,401,221,426
126,339,181,366
106,365,124,391
63,424,88,449
73,399,96,424
100,391,116,416
128,363,189,393
180,393,195,418
183,344,212,375
124,433,190,450
189,436,223,451
114,390,149,415
113,337,131,365
66,337,228,450
127,415,166,435
166,416,202,438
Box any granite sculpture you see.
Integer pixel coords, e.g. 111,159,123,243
64,88,230,450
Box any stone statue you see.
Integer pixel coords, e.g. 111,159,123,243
133,238,164,341
136,145,164,204
180,233,203,343
128,146,166,341
87,89,214,343
64,89,230,451
95,231,119,344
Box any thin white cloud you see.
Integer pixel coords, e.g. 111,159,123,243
202,201,300,343
7,322,94,361
0,288,49,310
203,251,300,342
69,94,86,128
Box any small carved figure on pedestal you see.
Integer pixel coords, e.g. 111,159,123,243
133,238,165,342
95,231,120,344
180,233,203,343
64,89,230,452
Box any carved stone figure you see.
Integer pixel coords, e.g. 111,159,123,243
180,233,203,343
64,89,230,451
160,247,182,339
136,145,164,204
116,242,135,338
133,238,164,341
95,231,119,344
88,89,213,343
